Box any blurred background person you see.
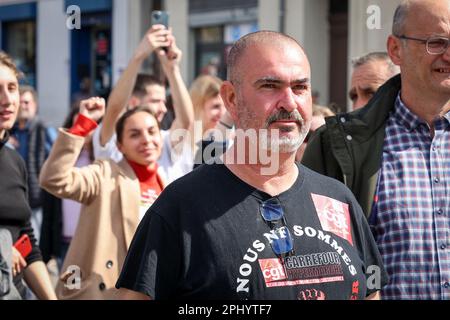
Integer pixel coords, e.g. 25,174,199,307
40,98,165,299
188,75,234,168
349,52,400,110
0,51,56,300
296,104,335,161
71,76,94,109
8,86,57,243
200,56,220,77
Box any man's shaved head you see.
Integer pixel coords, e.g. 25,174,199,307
227,31,307,84
392,0,450,35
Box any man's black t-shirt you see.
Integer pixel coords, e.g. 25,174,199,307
117,163,388,300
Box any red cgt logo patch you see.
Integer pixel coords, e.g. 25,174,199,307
311,194,353,245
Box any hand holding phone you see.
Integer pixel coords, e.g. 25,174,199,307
151,11,170,52
14,234,32,259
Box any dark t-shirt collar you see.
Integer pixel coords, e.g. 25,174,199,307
0,130,10,150
221,162,305,202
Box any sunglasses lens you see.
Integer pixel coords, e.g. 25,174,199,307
260,199,294,256
260,200,284,221
271,227,294,255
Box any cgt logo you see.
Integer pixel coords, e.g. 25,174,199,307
259,258,287,282
311,194,353,245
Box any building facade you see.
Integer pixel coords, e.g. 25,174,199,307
0,0,401,126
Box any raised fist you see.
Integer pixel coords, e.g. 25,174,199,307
79,97,105,122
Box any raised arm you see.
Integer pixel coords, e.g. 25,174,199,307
158,34,194,141
39,98,105,204
100,25,171,146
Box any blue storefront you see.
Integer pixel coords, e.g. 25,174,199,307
66,0,113,104
0,2,37,87
0,1,112,102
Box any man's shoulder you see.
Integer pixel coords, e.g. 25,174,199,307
165,163,224,192
0,145,26,173
149,164,227,223
301,163,339,183
299,164,353,197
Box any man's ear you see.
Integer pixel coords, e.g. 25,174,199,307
387,35,402,66
129,96,140,108
220,81,238,123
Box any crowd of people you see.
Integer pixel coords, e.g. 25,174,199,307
0,0,449,300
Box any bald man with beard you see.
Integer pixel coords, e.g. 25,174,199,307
115,31,387,300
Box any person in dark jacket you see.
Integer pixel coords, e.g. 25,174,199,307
0,51,56,299
303,0,450,300
9,85,57,243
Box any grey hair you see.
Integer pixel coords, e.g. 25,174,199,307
226,31,304,83
392,1,411,36
19,85,38,102
352,52,400,77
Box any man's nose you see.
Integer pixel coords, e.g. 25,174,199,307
353,98,366,110
278,88,297,113
160,102,167,115
442,43,450,61
0,88,13,106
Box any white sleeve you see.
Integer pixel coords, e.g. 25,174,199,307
157,130,193,185
92,124,123,163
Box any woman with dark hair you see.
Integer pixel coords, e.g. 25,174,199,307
0,51,56,299
39,98,165,299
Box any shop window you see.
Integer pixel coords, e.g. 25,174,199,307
3,20,36,86
195,26,225,79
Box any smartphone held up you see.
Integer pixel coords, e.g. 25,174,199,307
151,10,173,55
151,10,169,29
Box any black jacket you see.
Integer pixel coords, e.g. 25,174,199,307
302,75,401,217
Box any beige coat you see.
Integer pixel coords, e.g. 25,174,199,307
40,129,165,300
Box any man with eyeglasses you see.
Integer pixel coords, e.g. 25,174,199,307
303,0,450,300
115,31,387,300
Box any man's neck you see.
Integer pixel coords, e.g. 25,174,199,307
0,129,4,140
223,145,299,197
401,87,450,128
18,119,28,130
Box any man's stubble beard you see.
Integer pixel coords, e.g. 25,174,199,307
235,96,310,154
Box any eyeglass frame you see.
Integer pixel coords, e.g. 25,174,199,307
395,34,450,55
259,198,295,257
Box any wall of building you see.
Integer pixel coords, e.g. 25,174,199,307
112,0,142,85
258,0,280,32
37,0,70,127
296,0,329,107
166,0,189,84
